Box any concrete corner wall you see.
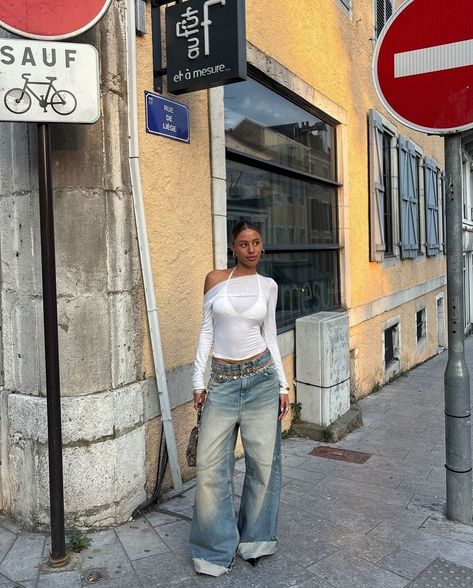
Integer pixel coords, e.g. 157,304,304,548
0,2,151,528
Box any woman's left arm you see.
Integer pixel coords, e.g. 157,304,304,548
262,280,290,420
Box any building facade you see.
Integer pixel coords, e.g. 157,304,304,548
0,0,446,528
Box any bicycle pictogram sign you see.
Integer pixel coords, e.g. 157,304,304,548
0,38,99,124
4,73,77,116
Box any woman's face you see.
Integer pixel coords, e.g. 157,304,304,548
233,228,263,269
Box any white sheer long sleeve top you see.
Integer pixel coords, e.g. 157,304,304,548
192,272,288,393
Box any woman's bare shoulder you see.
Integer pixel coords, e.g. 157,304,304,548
204,269,232,294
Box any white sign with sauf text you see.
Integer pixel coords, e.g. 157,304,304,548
0,39,100,124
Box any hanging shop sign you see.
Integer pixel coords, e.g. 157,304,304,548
0,0,112,40
145,92,190,143
165,0,246,95
0,38,100,124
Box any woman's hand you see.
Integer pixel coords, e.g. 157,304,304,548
278,394,290,421
193,390,207,411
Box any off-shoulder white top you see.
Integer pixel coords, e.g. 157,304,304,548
192,271,288,393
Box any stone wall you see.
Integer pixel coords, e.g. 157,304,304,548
0,1,152,529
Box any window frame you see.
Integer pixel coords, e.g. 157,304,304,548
416,307,426,346
383,316,401,382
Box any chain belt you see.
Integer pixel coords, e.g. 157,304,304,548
211,357,273,381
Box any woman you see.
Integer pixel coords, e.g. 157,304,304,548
190,220,289,576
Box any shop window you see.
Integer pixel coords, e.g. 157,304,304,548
224,75,340,329
416,308,426,344
368,109,395,261
375,0,393,38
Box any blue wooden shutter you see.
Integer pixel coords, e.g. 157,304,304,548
398,138,418,259
369,110,385,262
441,172,447,253
424,158,440,256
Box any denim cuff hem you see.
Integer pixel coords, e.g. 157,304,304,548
237,539,278,559
192,557,230,576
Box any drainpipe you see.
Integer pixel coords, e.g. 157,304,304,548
124,0,182,493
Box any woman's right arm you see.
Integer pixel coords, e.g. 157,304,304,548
192,272,222,409
192,294,214,391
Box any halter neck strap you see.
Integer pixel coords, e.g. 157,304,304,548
224,267,260,295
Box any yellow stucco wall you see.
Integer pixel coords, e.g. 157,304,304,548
136,31,213,373
136,0,447,483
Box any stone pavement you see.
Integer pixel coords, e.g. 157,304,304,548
2,340,473,587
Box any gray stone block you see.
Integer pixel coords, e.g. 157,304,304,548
57,294,111,396
0,194,42,295
110,291,139,389
105,191,140,294
2,292,45,395
0,123,35,197
35,426,145,527
54,189,107,296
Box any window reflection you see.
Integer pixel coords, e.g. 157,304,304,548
227,160,337,246
225,78,336,180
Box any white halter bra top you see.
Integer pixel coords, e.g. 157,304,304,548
211,268,268,360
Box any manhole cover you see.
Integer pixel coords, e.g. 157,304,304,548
309,446,371,464
410,558,473,587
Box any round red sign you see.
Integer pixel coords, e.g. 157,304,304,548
0,0,112,40
373,0,473,134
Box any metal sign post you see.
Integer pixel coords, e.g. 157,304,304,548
373,0,473,523
444,134,472,523
37,123,69,566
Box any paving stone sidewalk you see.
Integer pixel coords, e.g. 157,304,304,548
2,340,473,587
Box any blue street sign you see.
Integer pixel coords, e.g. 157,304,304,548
145,91,190,142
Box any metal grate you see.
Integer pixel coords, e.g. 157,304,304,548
410,558,473,587
309,446,371,464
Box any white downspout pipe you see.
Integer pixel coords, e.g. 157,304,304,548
124,0,183,492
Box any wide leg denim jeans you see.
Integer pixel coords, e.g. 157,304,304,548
190,352,281,576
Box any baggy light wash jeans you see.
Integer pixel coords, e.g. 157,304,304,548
190,350,281,576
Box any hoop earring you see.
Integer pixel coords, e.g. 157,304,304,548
232,251,237,257
261,249,265,255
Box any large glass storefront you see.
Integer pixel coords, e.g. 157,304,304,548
224,75,341,329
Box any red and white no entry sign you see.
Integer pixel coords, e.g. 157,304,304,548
373,0,473,134
0,0,112,40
